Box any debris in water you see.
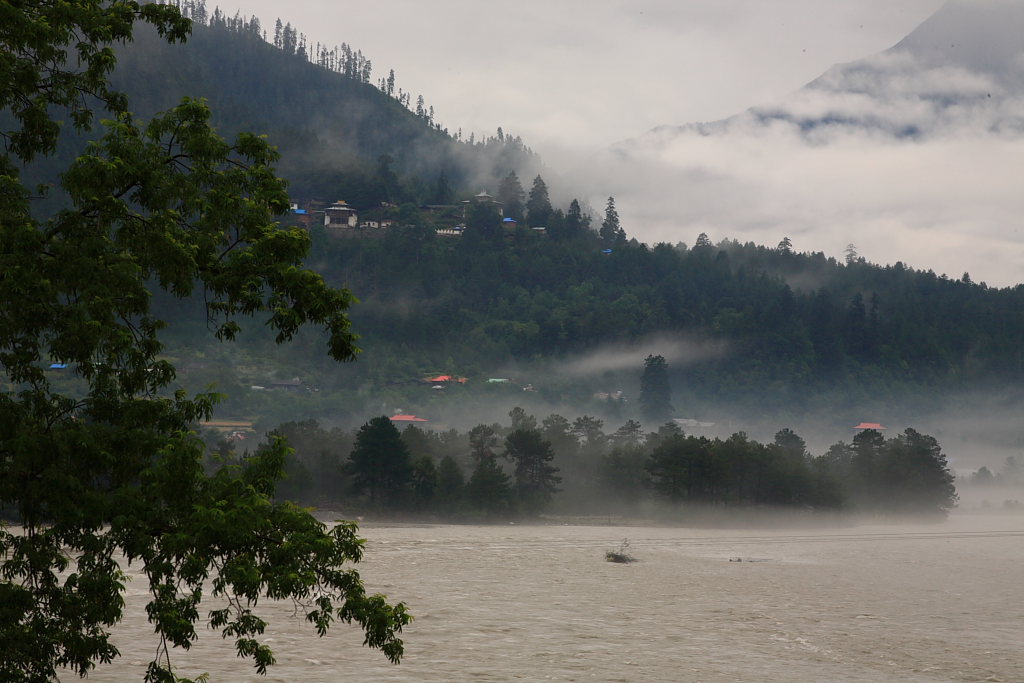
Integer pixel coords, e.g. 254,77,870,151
606,538,636,563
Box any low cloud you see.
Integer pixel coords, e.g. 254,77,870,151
569,18,1024,288
558,334,729,379
585,126,1024,287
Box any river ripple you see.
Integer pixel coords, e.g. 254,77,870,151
98,514,1024,682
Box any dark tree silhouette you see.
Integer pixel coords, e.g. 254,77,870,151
504,428,561,513
348,416,413,506
639,354,674,425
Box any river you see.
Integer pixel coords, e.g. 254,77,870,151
97,513,1024,682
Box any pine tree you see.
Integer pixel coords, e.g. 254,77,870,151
497,171,526,222
599,196,624,246
348,416,413,506
504,429,561,513
639,355,674,425
562,198,590,240
465,458,512,515
526,175,552,227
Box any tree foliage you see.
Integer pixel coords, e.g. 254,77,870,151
525,175,552,227
504,428,561,513
0,3,407,680
257,413,961,521
348,417,413,506
497,171,525,223
599,196,625,246
639,355,674,425
465,458,512,516
827,428,958,515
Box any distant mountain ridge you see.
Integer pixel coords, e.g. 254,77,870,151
629,0,1024,146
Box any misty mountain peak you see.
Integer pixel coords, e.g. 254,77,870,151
628,0,1024,145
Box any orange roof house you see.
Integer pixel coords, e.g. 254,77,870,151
425,375,468,384
854,422,886,430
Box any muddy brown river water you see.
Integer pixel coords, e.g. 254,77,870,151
94,513,1024,682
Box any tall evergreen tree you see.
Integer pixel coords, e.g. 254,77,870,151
465,457,512,515
526,174,552,227
348,416,413,506
599,196,625,245
639,354,674,425
694,232,713,249
561,198,590,240
504,428,561,513
645,432,689,502
497,171,525,222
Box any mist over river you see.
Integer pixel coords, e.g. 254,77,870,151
100,514,1024,682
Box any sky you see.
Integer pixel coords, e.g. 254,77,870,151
216,0,1024,287
220,0,942,148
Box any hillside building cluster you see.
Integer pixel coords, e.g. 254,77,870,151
289,191,546,238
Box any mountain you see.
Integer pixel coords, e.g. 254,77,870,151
39,13,542,209
632,0,1024,145
159,218,1024,437
596,0,1024,292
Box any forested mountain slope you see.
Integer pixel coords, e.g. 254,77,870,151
155,216,1024,434
318,230,1024,395
77,3,1024,433
30,7,539,210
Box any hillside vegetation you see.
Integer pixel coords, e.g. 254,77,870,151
41,2,1024,431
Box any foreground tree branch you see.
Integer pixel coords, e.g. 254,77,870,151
0,2,405,681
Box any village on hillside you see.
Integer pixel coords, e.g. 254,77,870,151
288,189,548,238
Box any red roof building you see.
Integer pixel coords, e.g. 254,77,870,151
390,414,428,423
424,375,468,384
854,422,886,430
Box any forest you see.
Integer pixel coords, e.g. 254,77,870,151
224,410,959,520
6,2,1016,680
29,0,1016,457
144,169,1024,439
107,0,541,206
32,0,1024,435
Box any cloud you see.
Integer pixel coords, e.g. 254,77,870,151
582,125,1024,287
207,0,1024,284
558,334,729,378
582,2,1024,288
215,0,941,150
